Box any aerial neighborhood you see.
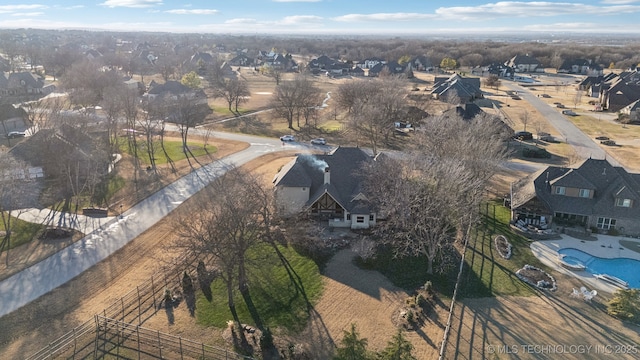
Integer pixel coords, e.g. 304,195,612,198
2,28,640,359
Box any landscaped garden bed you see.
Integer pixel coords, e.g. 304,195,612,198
494,235,512,259
516,264,557,291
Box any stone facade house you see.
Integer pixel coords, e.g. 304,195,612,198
272,147,377,229
510,158,640,236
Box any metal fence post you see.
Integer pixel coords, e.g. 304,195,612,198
137,286,141,325
157,330,162,358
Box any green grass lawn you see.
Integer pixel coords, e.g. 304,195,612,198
196,244,323,333
0,215,45,251
118,138,216,165
459,201,551,298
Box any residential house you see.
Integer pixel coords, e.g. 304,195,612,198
349,66,365,77
0,71,50,104
356,57,386,70
431,74,483,103
510,158,640,236
186,51,216,71
486,63,514,78
257,50,298,72
599,70,640,112
442,103,484,121
0,104,29,134
8,124,108,183
409,55,433,72
228,54,254,67
272,147,377,229
506,54,543,73
85,49,103,61
558,59,602,76
145,80,206,102
620,99,640,123
368,61,405,77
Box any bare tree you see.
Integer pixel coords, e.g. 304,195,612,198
0,153,30,264
166,95,211,163
364,114,509,274
483,74,501,90
270,75,321,130
573,90,583,109
173,168,274,342
213,77,250,113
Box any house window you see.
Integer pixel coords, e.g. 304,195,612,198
597,217,616,230
356,216,365,223
555,186,566,195
579,189,590,198
369,214,374,221
346,214,351,221
616,198,632,207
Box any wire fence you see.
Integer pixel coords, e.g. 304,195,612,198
25,258,245,360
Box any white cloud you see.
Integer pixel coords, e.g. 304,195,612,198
100,0,162,8
280,15,323,24
0,4,47,14
225,18,258,24
435,1,640,20
334,13,435,22
165,9,219,15
600,0,640,4
11,12,44,17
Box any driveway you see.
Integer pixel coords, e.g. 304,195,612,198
0,133,294,317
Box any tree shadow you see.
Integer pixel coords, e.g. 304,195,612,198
164,301,175,325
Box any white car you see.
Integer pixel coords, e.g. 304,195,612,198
280,135,295,142
310,138,326,145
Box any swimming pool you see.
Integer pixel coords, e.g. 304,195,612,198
557,248,640,289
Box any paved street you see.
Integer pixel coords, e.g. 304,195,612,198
0,133,286,317
504,82,623,167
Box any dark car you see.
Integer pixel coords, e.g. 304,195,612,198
513,131,533,141
6,131,26,139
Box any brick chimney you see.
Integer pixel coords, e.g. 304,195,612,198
324,167,330,185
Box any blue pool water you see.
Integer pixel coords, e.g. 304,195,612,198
557,248,640,288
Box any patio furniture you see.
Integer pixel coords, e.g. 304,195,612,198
581,287,597,302
570,288,581,298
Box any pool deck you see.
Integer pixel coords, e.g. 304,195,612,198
531,234,640,293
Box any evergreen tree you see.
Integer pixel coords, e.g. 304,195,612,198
334,323,372,360
377,330,416,360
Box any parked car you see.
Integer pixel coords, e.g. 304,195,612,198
595,136,610,141
280,135,295,142
310,138,326,145
513,131,533,141
600,140,616,146
6,131,26,139
562,110,577,116
541,94,551,98
556,104,566,108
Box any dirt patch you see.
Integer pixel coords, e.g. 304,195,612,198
446,293,640,360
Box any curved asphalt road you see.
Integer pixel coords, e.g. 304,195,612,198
505,83,622,167
0,132,313,318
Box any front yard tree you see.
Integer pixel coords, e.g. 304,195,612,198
377,330,416,360
364,114,509,274
0,153,30,264
173,168,274,343
181,71,202,89
271,75,321,129
214,77,250,113
484,74,501,90
607,289,640,322
440,57,457,70
334,323,372,360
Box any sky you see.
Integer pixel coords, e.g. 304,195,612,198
1,1,640,35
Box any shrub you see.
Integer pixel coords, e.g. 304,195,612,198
607,289,640,323
405,310,415,324
608,228,619,236
424,280,433,293
163,288,172,303
416,293,428,308
182,271,194,293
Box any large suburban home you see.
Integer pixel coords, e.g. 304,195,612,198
0,71,51,103
510,158,640,236
620,99,640,123
506,54,543,73
558,59,603,76
272,147,377,229
0,104,29,134
431,74,483,103
599,70,640,112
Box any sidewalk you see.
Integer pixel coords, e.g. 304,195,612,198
0,143,277,317
18,208,117,235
